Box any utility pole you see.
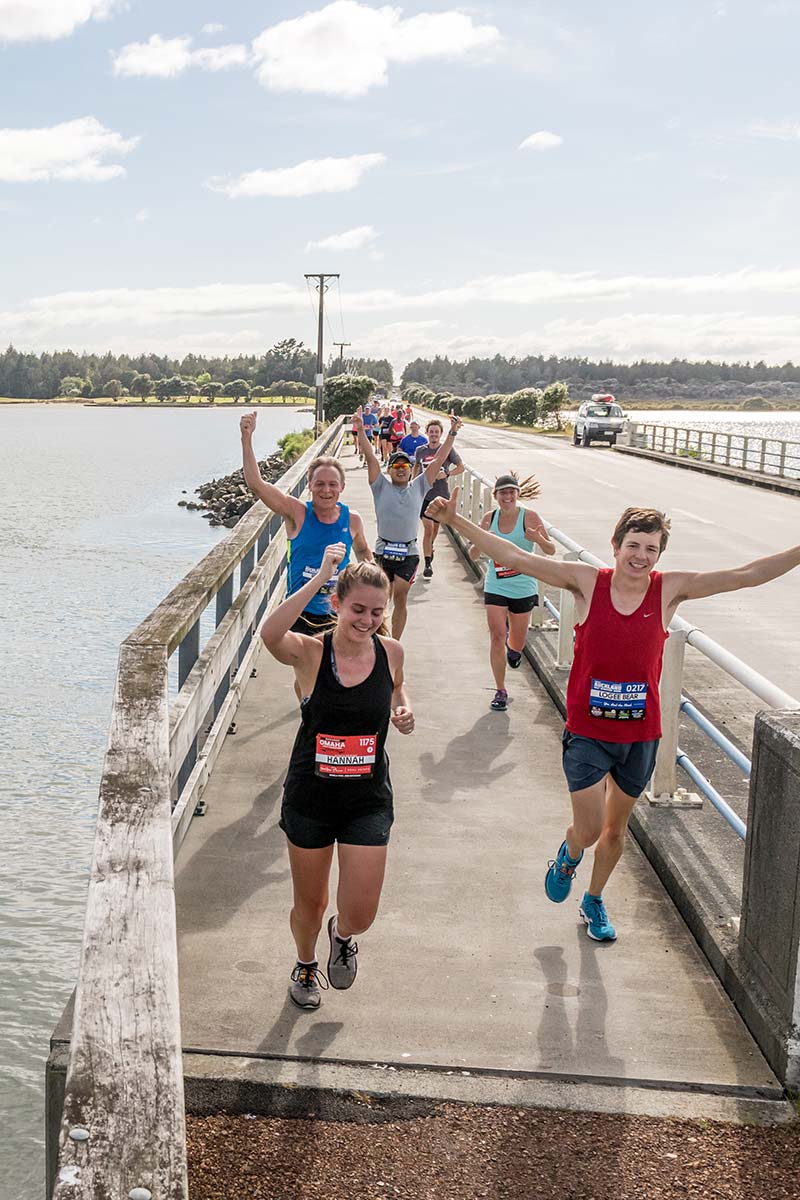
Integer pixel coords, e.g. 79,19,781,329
332,341,351,374
304,273,339,430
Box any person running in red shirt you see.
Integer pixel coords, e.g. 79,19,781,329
426,495,800,943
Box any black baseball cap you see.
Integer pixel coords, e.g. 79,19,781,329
388,450,413,467
494,474,521,491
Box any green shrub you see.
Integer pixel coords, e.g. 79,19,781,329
278,429,315,463
501,388,541,425
323,373,377,419
482,394,504,421
461,396,483,419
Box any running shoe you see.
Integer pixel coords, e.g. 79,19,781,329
490,688,508,711
423,563,433,578
506,644,523,669
544,840,584,903
327,915,359,989
579,892,617,941
289,961,328,1010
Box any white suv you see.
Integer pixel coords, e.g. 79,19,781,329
573,395,626,447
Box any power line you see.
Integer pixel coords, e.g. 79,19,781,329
303,273,339,429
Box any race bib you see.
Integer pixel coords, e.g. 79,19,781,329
494,562,520,579
589,679,647,721
382,541,409,563
303,564,338,596
315,733,377,777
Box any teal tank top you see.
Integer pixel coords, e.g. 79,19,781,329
484,507,538,599
287,501,353,615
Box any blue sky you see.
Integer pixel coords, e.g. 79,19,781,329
1,0,800,373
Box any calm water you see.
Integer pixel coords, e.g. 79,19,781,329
0,404,312,1199
1,404,798,1195
624,407,800,442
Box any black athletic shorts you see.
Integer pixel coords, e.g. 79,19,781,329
484,591,539,614
280,796,394,848
290,610,336,636
375,554,419,584
561,730,659,799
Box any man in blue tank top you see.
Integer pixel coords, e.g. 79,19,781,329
240,412,372,634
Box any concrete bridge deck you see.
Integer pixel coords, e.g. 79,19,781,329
173,447,785,1123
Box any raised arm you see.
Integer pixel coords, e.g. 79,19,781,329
241,412,305,531
663,543,800,619
260,542,346,664
427,489,596,598
354,406,381,484
424,415,463,487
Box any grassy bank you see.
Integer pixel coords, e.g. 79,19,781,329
0,395,311,406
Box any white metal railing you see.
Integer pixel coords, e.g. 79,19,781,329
452,463,800,836
627,422,800,482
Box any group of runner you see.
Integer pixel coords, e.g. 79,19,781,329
240,406,800,1010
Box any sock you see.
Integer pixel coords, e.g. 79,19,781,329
586,892,602,901
332,915,352,944
297,958,317,967
563,846,581,865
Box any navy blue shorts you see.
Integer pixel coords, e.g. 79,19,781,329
561,730,659,799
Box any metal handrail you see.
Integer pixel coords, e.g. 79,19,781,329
628,421,800,481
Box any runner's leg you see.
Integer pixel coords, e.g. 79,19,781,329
507,607,531,654
588,777,639,895
564,778,607,861
286,841,334,962
335,843,388,937
389,574,413,638
422,515,437,560
486,603,508,691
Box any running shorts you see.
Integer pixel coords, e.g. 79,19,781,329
561,730,659,799
280,795,394,848
484,591,539,614
375,554,419,584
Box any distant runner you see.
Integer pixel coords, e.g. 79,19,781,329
427,494,800,943
469,473,556,711
412,417,464,579
240,411,371,637
260,543,414,1010
398,420,427,460
377,407,394,464
355,406,462,638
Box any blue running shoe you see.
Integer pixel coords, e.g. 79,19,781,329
544,841,583,903
579,892,617,941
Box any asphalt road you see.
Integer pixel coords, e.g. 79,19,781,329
450,422,800,702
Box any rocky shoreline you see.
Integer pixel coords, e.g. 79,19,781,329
178,452,286,528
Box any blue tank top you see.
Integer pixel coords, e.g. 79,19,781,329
484,507,538,600
287,502,353,615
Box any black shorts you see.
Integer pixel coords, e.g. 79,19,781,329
561,730,659,799
421,493,445,520
290,610,335,636
484,591,539,614
376,554,419,584
280,795,394,849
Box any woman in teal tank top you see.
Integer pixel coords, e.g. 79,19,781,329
468,473,556,711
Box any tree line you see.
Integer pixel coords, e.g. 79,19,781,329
0,340,393,399
401,353,800,402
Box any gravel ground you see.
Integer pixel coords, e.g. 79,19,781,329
186,1103,800,1199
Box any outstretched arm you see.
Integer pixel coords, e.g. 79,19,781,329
427,489,596,597
354,406,381,484
241,412,304,531
664,543,800,617
424,415,463,486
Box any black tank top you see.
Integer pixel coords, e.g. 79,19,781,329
283,632,394,805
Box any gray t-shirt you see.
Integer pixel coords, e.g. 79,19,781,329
414,445,462,503
370,472,428,555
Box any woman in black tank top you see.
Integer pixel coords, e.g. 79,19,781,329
260,542,415,1011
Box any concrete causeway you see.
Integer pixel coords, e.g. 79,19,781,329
174,447,789,1123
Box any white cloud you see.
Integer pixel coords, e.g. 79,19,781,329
742,119,800,141
134,208,148,222
305,224,378,252
0,0,120,43
112,33,248,78
208,153,386,199
519,130,563,151
251,0,500,97
201,22,225,35
0,117,139,183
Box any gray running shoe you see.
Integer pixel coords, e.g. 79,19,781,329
289,961,328,1010
326,915,359,989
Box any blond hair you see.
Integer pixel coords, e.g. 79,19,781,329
495,470,542,500
308,455,345,485
335,562,391,636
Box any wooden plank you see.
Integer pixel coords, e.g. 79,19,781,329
51,643,188,1199
127,418,345,654
168,535,287,780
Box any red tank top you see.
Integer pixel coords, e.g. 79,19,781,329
566,569,668,743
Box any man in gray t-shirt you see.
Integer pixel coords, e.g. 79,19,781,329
354,406,462,638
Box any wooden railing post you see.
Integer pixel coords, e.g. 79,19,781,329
649,627,700,807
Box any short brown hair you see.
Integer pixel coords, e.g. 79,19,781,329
425,419,443,433
308,455,345,485
612,507,671,553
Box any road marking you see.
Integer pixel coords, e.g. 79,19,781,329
591,477,619,488
673,507,716,526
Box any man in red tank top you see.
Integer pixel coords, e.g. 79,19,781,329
427,495,800,943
